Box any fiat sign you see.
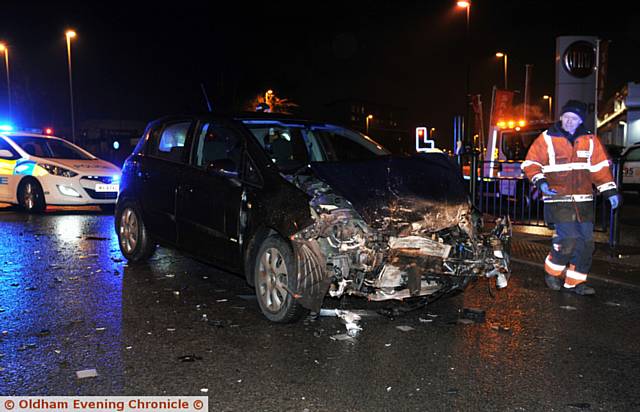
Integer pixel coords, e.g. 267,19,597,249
563,41,596,78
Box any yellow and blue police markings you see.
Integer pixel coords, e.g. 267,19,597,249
13,159,47,177
0,158,17,184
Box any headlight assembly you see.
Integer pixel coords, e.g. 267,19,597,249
38,163,78,178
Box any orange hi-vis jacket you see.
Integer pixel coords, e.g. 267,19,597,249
522,126,617,204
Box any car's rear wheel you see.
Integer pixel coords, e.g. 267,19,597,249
18,179,46,213
254,235,307,323
116,201,156,262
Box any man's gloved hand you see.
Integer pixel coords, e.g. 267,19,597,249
540,182,558,196
609,194,620,210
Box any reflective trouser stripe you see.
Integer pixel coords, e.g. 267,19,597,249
564,265,588,287
545,254,565,277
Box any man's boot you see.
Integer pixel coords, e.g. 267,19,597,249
544,274,563,291
562,283,595,296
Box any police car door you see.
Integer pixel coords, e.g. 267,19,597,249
0,137,22,201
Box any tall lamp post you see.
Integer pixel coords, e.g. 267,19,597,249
543,95,553,121
0,43,11,118
365,114,373,135
495,52,508,89
456,1,471,146
65,30,77,143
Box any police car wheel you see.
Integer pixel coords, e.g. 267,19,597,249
254,235,307,323
18,179,46,213
116,201,156,262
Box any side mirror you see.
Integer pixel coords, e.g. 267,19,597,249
206,158,239,179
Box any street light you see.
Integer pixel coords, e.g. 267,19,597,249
456,1,471,146
65,30,77,143
365,114,373,134
495,52,508,90
0,43,11,118
543,95,553,120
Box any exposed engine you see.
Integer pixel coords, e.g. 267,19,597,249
285,174,511,311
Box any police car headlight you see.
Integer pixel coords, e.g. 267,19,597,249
38,163,78,178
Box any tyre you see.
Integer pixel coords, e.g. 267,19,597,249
99,204,116,214
18,179,46,213
254,235,307,323
115,201,156,262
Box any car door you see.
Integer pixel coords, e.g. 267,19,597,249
0,137,22,201
176,120,244,267
138,119,194,244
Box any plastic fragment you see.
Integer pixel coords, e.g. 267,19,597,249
396,325,415,332
418,317,433,323
178,355,202,362
76,369,98,379
560,305,577,311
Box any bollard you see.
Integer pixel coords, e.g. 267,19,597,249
470,149,479,207
609,157,623,249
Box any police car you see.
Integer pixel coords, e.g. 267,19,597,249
0,129,121,212
622,142,640,193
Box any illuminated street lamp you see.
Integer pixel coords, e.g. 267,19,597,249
456,1,471,146
495,52,508,90
365,114,373,135
543,95,553,120
65,30,77,143
0,43,11,118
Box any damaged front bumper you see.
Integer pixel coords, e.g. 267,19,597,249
288,200,512,312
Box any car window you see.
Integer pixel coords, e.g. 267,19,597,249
9,135,93,160
242,121,388,168
501,130,540,161
625,147,640,162
305,126,388,162
243,124,310,171
148,121,191,163
193,122,242,170
0,138,20,160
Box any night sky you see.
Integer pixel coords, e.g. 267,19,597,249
2,1,640,149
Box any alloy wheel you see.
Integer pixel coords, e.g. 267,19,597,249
257,247,289,313
119,207,139,254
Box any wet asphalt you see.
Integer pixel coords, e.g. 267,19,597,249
0,207,639,411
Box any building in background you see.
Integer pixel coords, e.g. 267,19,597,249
79,119,146,167
324,99,410,154
598,82,640,148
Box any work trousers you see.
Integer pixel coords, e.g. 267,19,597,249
543,221,594,288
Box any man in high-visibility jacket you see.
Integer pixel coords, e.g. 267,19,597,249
522,100,620,295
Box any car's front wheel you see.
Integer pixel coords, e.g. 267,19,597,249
254,235,307,323
18,179,46,213
115,201,156,262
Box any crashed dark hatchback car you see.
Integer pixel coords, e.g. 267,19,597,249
115,113,511,322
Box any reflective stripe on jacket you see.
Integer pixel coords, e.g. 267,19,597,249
521,129,616,203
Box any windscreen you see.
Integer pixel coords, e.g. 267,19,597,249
501,129,541,161
10,135,93,160
242,121,389,171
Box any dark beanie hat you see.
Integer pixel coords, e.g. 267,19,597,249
561,100,587,121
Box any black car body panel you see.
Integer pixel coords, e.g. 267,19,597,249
116,113,511,317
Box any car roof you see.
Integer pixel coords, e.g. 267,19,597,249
0,132,66,140
148,112,339,128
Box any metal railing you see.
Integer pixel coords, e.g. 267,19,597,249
459,153,619,238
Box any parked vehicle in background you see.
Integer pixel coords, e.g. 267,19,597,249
622,142,640,193
115,113,511,323
0,131,121,213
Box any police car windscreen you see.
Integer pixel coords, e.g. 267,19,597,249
10,135,93,160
